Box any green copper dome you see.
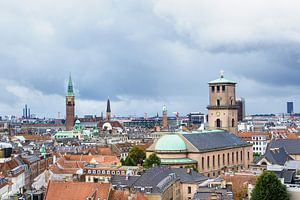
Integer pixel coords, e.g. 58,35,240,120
155,134,187,152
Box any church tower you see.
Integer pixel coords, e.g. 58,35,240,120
162,105,168,129
207,71,238,134
106,98,111,121
66,74,75,131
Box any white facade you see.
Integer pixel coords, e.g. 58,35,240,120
249,135,270,155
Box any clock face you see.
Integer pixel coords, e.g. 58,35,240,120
216,112,220,117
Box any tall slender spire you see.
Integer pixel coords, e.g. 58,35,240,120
106,98,111,121
67,73,74,96
106,98,111,113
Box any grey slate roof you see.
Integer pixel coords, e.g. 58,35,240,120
269,139,300,155
111,166,208,194
258,147,293,165
182,132,249,151
273,169,295,184
133,167,178,194
171,168,208,183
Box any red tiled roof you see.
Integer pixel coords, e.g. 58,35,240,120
45,181,111,200
109,191,148,200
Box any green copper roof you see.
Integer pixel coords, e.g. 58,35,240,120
67,74,75,96
155,134,187,151
208,71,236,84
161,158,197,165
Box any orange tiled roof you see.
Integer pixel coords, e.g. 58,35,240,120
109,190,148,200
63,155,119,166
45,181,111,200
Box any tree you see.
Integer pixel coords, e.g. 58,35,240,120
143,153,161,168
128,146,146,166
251,171,289,200
121,156,136,166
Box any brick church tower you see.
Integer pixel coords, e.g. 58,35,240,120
162,105,168,130
66,74,75,131
207,71,238,134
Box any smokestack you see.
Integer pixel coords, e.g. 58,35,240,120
28,109,31,119
25,104,28,118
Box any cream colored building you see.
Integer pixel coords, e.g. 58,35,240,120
147,131,253,177
207,72,238,134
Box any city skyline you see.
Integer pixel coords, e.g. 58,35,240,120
0,1,300,117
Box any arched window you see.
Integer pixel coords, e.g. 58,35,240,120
232,118,235,127
207,156,210,168
218,155,220,167
240,151,243,161
217,99,220,106
213,155,215,167
202,157,204,169
216,119,221,128
222,154,225,165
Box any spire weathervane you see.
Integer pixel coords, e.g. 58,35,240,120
220,70,224,78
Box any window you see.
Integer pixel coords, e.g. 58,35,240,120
227,153,230,164
207,156,210,168
217,86,220,92
223,154,225,165
202,157,204,169
188,186,191,194
240,151,243,161
213,155,215,167
216,119,221,128
217,99,220,106
232,119,235,127
211,86,215,92
218,155,220,167
222,85,225,91
232,152,234,163
236,152,238,162
248,152,250,160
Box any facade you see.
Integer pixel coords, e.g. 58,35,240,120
84,165,140,183
66,75,75,131
207,72,238,134
147,131,253,178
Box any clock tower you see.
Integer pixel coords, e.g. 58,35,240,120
207,71,238,134
66,74,75,131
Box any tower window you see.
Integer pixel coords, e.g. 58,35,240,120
222,85,225,91
232,118,235,127
211,86,215,92
217,86,220,92
216,119,221,128
217,99,220,106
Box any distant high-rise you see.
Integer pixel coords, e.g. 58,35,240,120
207,71,238,134
66,74,75,131
287,102,294,114
106,98,111,121
236,98,245,121
22,104,31,119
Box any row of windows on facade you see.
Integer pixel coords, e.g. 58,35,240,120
215,98,235,107
207,166,243,177
211,85,227,92
87,169,127,176
215,119,235,128
249,141,267,145
253,147,265,151
251,137,267,141
200,151,250,169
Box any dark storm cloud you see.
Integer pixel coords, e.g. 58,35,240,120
0,0,300,116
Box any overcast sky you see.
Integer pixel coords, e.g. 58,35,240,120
1,0,300,118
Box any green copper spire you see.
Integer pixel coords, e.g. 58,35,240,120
67,74,75,96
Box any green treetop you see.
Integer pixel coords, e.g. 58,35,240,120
251,171,289,200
